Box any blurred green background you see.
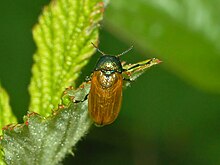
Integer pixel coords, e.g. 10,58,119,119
1,0,220,165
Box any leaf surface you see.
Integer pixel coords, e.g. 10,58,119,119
29,0,104,116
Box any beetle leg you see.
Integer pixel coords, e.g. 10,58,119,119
74,94,89,103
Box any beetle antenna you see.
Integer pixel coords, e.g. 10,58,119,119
91,42,106,56
116,45,133,57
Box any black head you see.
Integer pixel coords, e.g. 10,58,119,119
92,43,133,75
95,55,123,74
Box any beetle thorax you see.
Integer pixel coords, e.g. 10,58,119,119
97,71,118,88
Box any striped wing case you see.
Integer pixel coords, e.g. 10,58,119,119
88,71,123,126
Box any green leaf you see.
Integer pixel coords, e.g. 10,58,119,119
29,0,104,116
1,83,91,165
0,150,5,165
104,0,220,93
0,85,17,165
1,58,160,165
0,85,17,133
122,58,161,87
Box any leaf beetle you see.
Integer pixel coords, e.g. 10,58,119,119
88,43,133,126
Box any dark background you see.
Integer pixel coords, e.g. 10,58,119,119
0,0,220,165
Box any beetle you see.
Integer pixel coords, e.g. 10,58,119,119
88,43,133,126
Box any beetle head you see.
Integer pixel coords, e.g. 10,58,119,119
92,43,133,75
95,55,123,74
